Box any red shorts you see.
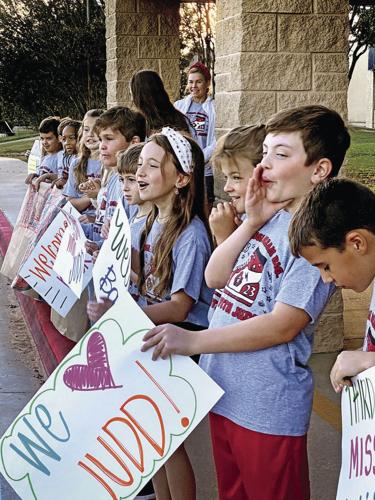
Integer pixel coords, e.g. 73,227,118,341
209,413,310,500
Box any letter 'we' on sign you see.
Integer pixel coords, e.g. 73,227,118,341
336,365,375,500
0,292,224,500
92,202,131,303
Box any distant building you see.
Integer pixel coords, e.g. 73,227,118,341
348,47,375,128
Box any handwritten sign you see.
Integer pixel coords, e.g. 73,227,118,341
336,365,375,500
92,202,131,302
0,292,224,499
18,203,93,317
54,209,92,298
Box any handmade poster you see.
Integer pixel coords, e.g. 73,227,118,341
54,208,92,298
336,365,375,500
92,202,131,302
18,203,93,317
0,292,224,500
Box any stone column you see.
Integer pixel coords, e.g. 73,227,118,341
215,0,349,136
105,0,180,108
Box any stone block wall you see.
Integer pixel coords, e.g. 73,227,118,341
105,0,180,108
215,0,349,136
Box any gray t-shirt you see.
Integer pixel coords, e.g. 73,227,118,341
200,210,334,436
141,216,213,327
128,208,148,306
37,152,60,176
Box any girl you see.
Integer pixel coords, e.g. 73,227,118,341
175,62,216,205
209,124,266,245
88,128,213,500
130,70,192,137
64,109,104,216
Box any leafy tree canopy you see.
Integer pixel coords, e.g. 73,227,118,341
0,0,106,125
349,4,375,81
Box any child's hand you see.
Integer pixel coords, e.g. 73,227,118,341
245,166,292,228
87,299,113,323
85,240,99,255
79,214,95,224
330,351,375,393
100,219,110,239
25,173,37,185
53,178,67,189
209,202,241,245
80,179,101,199
92,249,100,264
141,324,197,360
33,173,57,191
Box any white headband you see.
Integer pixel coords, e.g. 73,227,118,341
161,127,193,174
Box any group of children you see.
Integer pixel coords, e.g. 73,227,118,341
22,94,375,500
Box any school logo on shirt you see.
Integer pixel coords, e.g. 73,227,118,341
225,247,267,308
187,111,208,137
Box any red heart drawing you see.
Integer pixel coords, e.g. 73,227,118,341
63,331,122,391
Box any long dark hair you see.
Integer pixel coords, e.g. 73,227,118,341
138,133,211,298
130,70,190,136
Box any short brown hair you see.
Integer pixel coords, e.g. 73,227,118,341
117,143,144,175
95,106,146,142
266,105,350,177
289,178,375,256
212,124,266,172
39,116,60,138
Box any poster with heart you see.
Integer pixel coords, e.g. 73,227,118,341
53,208,92,298
336,365,375,500
0,292,224,500
18,203,93,317
92,202,131,303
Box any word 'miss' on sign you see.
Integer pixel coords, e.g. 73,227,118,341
336,366,375,500
92,202,131,303
18,203,92,317
0,292,224,500
53,209,93,298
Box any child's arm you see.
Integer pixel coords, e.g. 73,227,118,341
68,196,92,212
330,351,375,393
205,166,291,289
142,301,310,359
209,202,240,246
143,291,194,325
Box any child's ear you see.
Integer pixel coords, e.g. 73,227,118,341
130,136,141,145
346,230,368,255
311,158,332,184
175,173,191,189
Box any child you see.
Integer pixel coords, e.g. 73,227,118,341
116,144,152,303
209,124,266,245
288,178,375,393
82,106,146,251
88,128,213,500
25,116,62,189
63,110,103,214
142,105,351,500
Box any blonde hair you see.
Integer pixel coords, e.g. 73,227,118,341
117,143,144,176
212,124,266,172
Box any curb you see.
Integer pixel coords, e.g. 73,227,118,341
0,209,75,376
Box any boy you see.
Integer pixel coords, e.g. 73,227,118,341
142,105,351,499
288,178,375,393
82,106,146,251
25,116,62,189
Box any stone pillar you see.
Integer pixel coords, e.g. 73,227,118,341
105,0,180,108
215,0,349,136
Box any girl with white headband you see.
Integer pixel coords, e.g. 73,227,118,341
88,127,213,500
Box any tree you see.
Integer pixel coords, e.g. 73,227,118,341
349,4,375,81
0,0,106,125
179,3,216,97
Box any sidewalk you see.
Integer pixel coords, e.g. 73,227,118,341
0,156,367,500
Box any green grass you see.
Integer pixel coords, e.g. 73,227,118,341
0,133,37,160
345,127,375,191
0,129,37,144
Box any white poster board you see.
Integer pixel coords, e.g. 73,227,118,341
0,292,224,499
336,365,375,499
18,203,93,317
54,208,92,298
92,202,131,302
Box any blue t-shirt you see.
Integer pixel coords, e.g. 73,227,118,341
199,210,335,436
37,152,60,176
141,216,213,327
